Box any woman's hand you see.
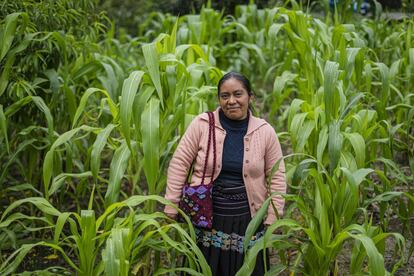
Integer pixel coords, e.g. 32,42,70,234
165,212,178,220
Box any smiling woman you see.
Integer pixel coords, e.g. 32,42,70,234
218,74,252,120
164,72,286,276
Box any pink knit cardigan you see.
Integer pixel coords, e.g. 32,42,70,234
164,108,286,225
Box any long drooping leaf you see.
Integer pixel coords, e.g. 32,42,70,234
43,125,97,199
31,96,54,142
49,171,93,195
72,88,118,128
0,197,61,222
0,242,80,275
349,234,386,276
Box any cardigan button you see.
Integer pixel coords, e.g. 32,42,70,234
244,173,247,177
246,160,249,163
246,148,249,151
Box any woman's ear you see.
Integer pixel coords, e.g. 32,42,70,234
249,94,255,103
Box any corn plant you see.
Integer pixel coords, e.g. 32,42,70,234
238,155,407,275
0,195,211,275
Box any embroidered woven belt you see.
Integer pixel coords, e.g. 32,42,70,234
213,182,248,201
212,181,250,215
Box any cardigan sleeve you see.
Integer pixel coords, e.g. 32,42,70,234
263,125,286,225
163,116,202,216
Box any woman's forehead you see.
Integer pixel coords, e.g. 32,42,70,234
219,78,246,91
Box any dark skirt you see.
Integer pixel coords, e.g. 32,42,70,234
195,181,268,276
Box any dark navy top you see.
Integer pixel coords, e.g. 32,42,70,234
215,109,249,183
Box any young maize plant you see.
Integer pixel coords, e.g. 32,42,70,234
0,195,211,275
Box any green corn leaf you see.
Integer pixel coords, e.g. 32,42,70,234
3,96,53,141
328,120,343,172
133,86,155,142
287,98,304,128
1,197,60,222
342,167,373,188
0,54,14,97
376,62,390,119
102,228,132,276
44,69,60,94
4,183,42,196
0,105,9,154
364,191,404,206
53,212,72,245
120,71,145,150
324,61,340,123
43,125,96,199
72,88,118,128
343,132,366,168
0,138,36,187
289,112,307,151
349,234,386,276
0,13,28,62
243,195,273,253
339,92,364,120
91,124,116,181
317,125,328,164
102,235,119,276
71,61,101,82
31,96,54,142
141,97,160,195
297,120,315,152
272,71,297,98
345,48,361,82
268,23,284,41
105,142,131,207
176,44,208,61
79,210,96,274
142,43,163,108
50,171,92,196
0,212,50,228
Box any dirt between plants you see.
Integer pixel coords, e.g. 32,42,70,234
12,246,73,275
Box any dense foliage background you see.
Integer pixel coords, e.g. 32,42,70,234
0,0,413,275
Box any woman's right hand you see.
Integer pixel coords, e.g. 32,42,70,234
165,212,178,220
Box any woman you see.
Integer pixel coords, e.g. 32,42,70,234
164,72,286,275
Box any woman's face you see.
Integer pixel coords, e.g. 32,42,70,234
218,78,251,120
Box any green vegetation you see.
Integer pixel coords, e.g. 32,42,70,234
0,0,413,274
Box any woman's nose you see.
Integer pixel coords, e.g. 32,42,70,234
228,95,236,103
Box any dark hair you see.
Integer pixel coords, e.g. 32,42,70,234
217,72,253,96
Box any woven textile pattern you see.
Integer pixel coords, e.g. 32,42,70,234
179,111,216,229
180,183,213,228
